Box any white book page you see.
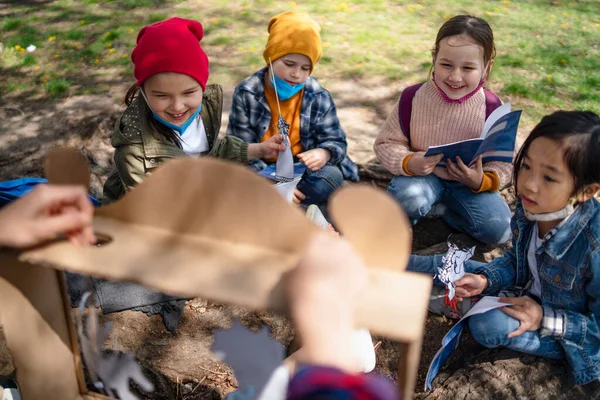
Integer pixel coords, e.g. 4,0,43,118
481,102,511,138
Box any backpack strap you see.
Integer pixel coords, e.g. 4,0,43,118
484,89,502,119
398,83,424,143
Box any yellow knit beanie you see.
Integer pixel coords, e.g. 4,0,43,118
263,11,322,70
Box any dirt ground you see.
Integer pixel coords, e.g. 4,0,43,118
0,82,593,399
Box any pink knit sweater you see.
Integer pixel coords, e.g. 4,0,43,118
374,80,513,190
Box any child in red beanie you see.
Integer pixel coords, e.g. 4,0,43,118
103,17,284,203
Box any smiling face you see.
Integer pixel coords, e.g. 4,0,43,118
433,34,489,100
143,72,203,126
516,136,575,216
270,53,312,86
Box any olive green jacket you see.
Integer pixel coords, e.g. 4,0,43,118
103,84,249,203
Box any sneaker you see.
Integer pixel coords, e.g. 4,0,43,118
428,285,479,320
0,378,22,400
305,204,330,230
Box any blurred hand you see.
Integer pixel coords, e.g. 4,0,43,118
0,184,96,248
292,188,305,205
286,233,367,372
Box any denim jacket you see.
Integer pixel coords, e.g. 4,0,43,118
473,198,600,385
226,68,359,181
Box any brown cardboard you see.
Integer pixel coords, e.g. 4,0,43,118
0,152,431,400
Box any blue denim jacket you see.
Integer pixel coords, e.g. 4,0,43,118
226,68,359,181
473,198,600,385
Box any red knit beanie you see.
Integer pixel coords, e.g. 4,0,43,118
132,17,209,90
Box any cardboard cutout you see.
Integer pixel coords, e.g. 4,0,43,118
0,148,431,400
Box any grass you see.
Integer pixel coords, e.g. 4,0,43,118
44,78,71,97
0,0,598,125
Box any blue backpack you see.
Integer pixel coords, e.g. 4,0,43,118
0,178,100,208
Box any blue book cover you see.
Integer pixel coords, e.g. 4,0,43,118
258,163,306,181
424,103,522,166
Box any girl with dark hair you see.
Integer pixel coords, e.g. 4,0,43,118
374,15,512,245
103,18,284,203
411,111,600,388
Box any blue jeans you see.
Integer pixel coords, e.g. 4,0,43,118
469,308,565,360
296,164,344,205
387,174,512,245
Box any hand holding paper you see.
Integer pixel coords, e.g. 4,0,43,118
455,273,489,298
436,242,475,301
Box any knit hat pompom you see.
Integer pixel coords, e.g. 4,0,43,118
263,11,322,71
132,17,209,90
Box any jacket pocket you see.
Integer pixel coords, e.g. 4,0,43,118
539,257,581,306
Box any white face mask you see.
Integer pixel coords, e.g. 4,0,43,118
522,191,583,222
523,203,576,222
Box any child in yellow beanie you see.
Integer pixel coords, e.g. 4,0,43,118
226,11,358,207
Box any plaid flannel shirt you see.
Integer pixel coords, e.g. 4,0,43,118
226,68,359,181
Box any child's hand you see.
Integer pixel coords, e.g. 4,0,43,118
454,273,488,298
446,156,484,190
499,296,543,338
286,232,367,372
248,134,286,161
406,152,444,176
297,148,331,171
0,184,96,248
293,189,306,204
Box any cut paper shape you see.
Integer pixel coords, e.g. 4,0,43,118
274,115,294,182
76,292,154,399
425,296,509,390
273,176,302,203
212,319,285,397
436,242,475,301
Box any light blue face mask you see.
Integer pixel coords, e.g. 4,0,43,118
150,105,202,135
271,73,305,101
140,89,202,135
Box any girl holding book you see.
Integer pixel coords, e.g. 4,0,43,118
374,15,512,245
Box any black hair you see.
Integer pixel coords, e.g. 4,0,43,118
514,111,600,195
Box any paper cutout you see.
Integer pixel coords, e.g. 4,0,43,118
77,292,154,399
273,176,302,203
425,296,509,390
329,185,412,272
44,147,91,188
436,242,475,301
212,319,285,396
